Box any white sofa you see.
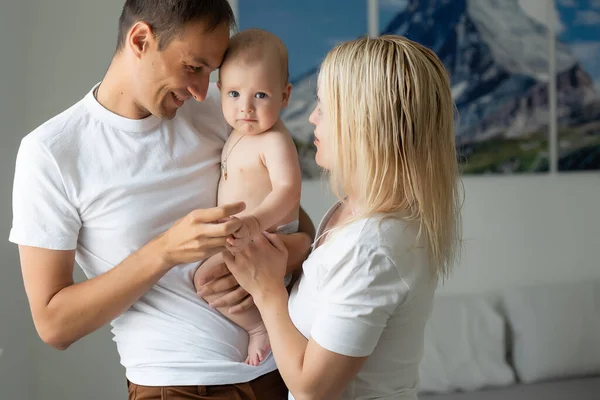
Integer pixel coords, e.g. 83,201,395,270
418,280,600,399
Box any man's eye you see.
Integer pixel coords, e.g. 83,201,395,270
188,65,202,73
255,92,267,99
229,91,240,98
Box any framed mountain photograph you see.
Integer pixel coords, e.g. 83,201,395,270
554,0,600,171
381,0,552,174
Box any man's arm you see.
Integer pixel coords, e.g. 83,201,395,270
297,205,316,241
21,245,167,350
20,204,245,350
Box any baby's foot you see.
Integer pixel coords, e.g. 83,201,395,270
245,323,271,366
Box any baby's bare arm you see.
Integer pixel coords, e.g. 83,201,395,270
247,127,302,233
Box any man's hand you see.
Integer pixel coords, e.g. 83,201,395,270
157,202,246,268
196,262,255,314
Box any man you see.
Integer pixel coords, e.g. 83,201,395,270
9,1,313,399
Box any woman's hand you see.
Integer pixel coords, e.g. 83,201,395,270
222,232,289,305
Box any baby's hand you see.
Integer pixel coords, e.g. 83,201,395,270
226,215,261,252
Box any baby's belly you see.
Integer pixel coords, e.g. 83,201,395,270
217,168,298,228
218,167,272,209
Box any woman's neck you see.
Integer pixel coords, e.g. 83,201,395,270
343,197,362,216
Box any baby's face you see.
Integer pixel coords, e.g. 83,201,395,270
219,60,290,135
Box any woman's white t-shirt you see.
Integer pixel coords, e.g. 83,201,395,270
288,203,438,400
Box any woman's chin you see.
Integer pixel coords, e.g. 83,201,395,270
314,156,328,170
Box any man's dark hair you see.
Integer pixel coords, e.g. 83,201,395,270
116,0,236,51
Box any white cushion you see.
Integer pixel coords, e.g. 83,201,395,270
502,280,600,383
419,293,515,393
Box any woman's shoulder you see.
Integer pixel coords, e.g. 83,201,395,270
357,213,423,251
354,214,434,287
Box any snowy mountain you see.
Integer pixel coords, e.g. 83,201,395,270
283,0,598,154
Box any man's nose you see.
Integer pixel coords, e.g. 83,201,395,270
188,75,210,102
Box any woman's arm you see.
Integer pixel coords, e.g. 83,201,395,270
197,230,312,312
194,207,314,312
223,234,372,400
224,233,407,399
255,285,367,400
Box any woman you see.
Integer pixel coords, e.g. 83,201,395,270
223,35,462,400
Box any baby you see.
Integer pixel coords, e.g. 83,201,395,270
193,29,302,366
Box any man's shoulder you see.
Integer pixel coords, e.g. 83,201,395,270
25,94,90,151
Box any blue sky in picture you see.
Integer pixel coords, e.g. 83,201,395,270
556,0,600,87
379,0,409,31
238,0,368,81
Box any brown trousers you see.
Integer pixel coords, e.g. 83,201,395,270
127,370,288,400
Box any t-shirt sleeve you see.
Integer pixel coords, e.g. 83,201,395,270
310,246,409,357
9,137,81,250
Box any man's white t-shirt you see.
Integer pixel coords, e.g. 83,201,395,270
288,203,438,400
9,83,278,386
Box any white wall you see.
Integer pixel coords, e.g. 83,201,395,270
302,175,600,295
22,2,128,399
0,2,35,400
1,0,598,400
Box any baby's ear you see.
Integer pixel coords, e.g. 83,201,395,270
217,81,221,91
282,83,292,108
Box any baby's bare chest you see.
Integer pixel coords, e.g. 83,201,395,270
218,138,272,207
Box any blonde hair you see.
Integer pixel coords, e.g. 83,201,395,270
319,35,462,279
221,28,289,85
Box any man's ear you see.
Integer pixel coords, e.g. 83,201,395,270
128,21,155,59
282,83,292,108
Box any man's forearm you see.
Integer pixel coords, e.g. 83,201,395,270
279,232,312,276
298,206,316,241
40,238,170,349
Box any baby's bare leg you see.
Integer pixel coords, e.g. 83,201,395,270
193,254,271,366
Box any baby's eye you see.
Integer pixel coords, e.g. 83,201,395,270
228,91,240,98
255,92,267,99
